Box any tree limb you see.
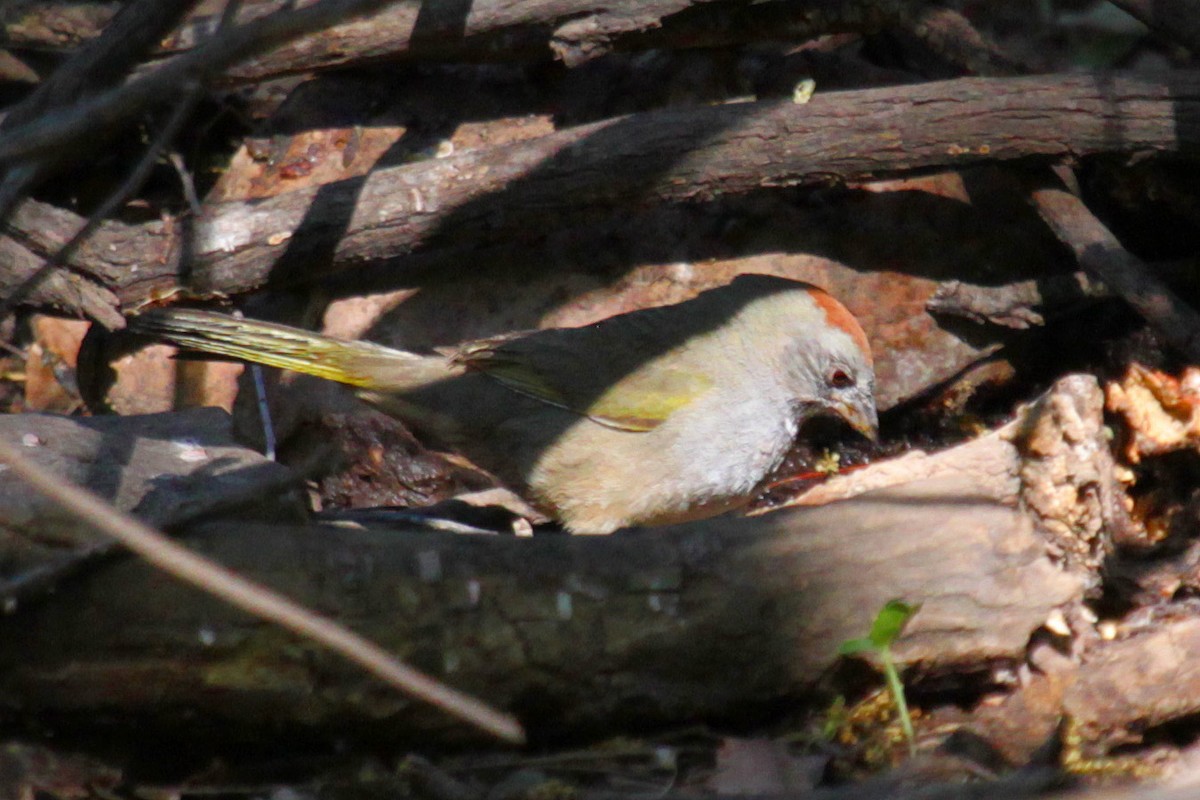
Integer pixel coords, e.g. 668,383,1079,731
13,70,1200,324
1030,170,1200,363
0,413,524,744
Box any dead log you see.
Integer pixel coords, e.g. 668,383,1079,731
0,376,1118,742
0,476,1080,741
957,614,1200,770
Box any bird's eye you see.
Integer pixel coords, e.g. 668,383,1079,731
828,369,854,389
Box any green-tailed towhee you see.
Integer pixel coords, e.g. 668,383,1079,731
131,274,877,533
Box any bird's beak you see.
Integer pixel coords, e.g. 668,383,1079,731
835,397,879,442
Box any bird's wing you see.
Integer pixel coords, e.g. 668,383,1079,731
454,330,713,432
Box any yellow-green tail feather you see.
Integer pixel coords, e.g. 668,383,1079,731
130,308,422,389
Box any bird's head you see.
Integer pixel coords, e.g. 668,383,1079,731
730,274,878,442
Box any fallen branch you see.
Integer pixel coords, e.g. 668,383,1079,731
0,0,200,220
3,72,1199,324
1064,618,1200,758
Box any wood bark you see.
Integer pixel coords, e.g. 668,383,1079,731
0,0,198,134
0,1,121,50
0,0,401,170
0,376,1116,742
5,72,1200,325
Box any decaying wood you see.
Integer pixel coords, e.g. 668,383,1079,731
0,1,121,50
0,0,203,329
925,258,1200,330
202,0,901,74
1064,618,1200,759
0,0,400,325
805,774,1200,800
0,0,200,181
962,640,1079,766
0,424,525,743
0,407,300,535
0,376,1119,741
792,374,1125,581
966,611,1200,771
0,478,1079,741
4,72,1199,325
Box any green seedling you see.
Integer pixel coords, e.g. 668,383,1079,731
838,600,922,754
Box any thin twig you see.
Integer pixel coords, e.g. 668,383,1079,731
0,82,204,324
168,151,204,214
0,0,202,224
0,436,525,744
0,0,237,326
0,0,404,167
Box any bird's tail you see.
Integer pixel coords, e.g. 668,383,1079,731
129,308,435,390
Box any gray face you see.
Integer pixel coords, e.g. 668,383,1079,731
726,278,877,440
814,349,878,441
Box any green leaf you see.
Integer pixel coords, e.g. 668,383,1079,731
837,637,876,656
867,600,921,649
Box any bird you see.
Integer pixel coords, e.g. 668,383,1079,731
130,274,877,534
